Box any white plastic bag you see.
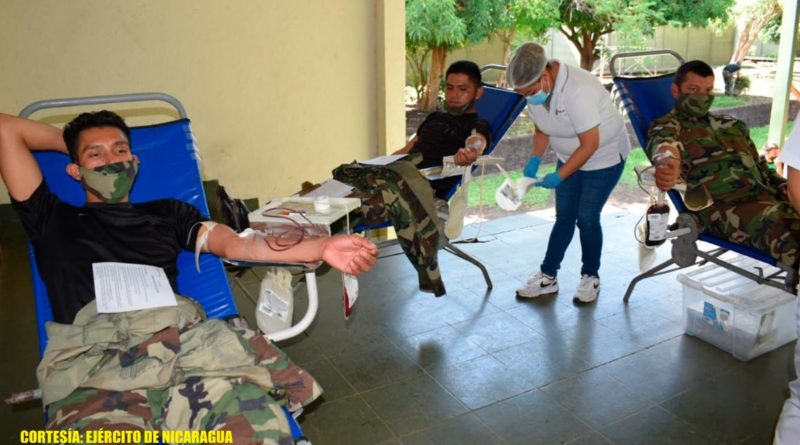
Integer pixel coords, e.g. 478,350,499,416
444,167,471,239
637,224,658,271
342,273,359,319
256,267,295,335
494,165,537,211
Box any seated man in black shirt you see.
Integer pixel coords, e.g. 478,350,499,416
333,61,492,296
0,110,378,441
394,60,493,200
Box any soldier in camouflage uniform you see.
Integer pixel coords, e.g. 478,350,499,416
0,110,378,444
332,61,491,296
649,60,800,268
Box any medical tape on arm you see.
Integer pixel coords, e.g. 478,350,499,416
191,221,219,272
654,142,682,161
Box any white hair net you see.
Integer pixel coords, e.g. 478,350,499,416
507,42,548,89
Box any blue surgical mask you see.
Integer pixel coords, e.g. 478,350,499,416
526,90,549,106
525,77,550,106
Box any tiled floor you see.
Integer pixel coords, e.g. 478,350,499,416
1,204,796,444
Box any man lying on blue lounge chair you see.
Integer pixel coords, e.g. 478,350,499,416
333,60,492,296
649,60,800,269
393,60,493,200
0,110,378,443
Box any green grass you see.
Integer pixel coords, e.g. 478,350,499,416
711,95,752,110
749,121,794,149
619,149,650,187
506,114,535,137
466,151,651,210
467,168,552,209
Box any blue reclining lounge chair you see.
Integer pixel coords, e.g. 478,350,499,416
609,50,797,302
18,92,313,443
355,67,527,291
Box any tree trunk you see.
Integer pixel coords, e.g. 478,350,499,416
419,46,447,112
579,31,596,71
496,30,515,88
731,2,782,64
732,22,758,65
406,48,430,102
561,26,597,71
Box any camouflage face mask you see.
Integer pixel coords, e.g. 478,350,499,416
79,160,139,203
676,93,715,118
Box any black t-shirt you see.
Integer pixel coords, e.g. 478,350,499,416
409,110,492,198
12,181,206,324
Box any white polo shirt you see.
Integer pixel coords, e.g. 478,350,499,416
778,113,800,169
527,60,631,171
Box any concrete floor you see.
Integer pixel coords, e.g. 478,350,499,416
1,204,796,444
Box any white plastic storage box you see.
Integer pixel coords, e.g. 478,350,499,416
677,254,797,361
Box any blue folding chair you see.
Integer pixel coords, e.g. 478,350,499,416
18,93,311,443
354,70,527,290
609,50,798,302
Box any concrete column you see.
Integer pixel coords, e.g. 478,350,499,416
376,0,406,155
767,0,800,147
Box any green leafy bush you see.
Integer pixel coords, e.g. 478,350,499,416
734,75,751,96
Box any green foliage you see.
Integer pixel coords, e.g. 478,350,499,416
551,0,734,68
734,75,751,95
406,0,517,108
659,0,735,27
495,0,560,38
405,0,467,48
406,0,518,50
762,12,781,44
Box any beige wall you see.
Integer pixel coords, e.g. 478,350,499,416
0,0,406,205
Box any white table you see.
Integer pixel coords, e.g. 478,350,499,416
248,196,361,235
244,196,361,342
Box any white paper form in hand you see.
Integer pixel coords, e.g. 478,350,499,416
93,262,177,313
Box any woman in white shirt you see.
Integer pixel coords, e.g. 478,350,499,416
507,42,631,303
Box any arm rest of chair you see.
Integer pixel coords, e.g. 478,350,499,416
222,258,321,272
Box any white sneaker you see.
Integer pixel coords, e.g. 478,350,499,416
516,272,558,298
574,275,600,303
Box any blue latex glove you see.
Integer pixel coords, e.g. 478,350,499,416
536,171,563,189
523,155,542,178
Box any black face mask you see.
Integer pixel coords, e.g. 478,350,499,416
445,100,474,116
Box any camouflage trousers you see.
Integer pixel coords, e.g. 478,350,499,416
39,297,321,445
698,191,800,268
333,156,445,295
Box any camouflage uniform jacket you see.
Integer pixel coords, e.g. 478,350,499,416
647,108,785,203
646,108,800,268
39,296,321,434
333,153,446,295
